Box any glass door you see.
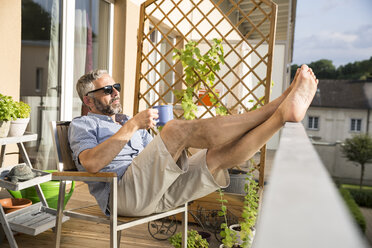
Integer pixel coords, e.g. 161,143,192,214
20,0,62,169
20,0,112,170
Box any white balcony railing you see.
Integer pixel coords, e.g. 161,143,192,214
253,123,369,248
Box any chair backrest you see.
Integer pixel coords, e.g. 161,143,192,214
50,121,77,171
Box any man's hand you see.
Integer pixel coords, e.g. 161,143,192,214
131,109,159,129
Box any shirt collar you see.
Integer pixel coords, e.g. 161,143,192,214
87,112,129,124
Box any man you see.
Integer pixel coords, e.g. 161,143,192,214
69,64,318,216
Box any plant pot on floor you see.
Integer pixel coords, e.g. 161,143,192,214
198,231,211,244
219,244,242,248
8,118,30,137
224,169,250,195
0,121,10,138
229,224,255,248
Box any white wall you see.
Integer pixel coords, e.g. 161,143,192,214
304,106,372,185
314,144,372,186
304,107,370,143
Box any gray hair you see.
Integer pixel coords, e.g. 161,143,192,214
76,69,108,102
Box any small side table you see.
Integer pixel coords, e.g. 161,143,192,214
0,132,37,169
0,133,68,248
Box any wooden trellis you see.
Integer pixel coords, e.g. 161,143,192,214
134,0,277,189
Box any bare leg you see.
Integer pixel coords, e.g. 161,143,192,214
161,68,302,160
206,64,318,173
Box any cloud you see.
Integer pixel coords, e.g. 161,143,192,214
293,24,372,66
352,25,372,48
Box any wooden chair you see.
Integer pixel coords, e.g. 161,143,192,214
50,121,188,248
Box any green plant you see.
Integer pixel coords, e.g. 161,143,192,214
218,190,237,247
14,101,31,119
339,187,366,232
0,93,17,121
218,171,259,248
169,229,209,248
173,39,227,120
341,134,372,189
341,184,372,208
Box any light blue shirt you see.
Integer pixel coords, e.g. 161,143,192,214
68,112,153,215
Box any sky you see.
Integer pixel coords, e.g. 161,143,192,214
292,0,372,67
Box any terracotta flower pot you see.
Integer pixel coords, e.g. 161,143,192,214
0,198,32,213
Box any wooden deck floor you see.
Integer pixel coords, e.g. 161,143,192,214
2,180,372,247
1,181,238,248
0,182,175,248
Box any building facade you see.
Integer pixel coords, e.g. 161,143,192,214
303,80,372,185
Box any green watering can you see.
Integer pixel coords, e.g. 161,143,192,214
7,170,75,209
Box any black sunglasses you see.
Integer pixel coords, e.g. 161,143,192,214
86,83,121,96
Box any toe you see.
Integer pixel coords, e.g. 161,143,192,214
301,64,309,71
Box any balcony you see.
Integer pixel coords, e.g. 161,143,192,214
1,122,370,247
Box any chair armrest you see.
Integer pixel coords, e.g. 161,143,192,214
52,171,117,183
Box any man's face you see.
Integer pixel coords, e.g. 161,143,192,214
89,74,122,115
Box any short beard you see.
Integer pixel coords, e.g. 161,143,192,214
93,97,122,115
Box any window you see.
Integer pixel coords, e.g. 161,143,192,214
308,116,319,130
351,119,362,132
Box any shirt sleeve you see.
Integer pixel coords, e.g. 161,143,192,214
68,117,99,164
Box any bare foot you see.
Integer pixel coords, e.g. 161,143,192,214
278,64,318,123
282,68,301,96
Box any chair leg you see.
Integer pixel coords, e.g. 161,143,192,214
110,177,118,248
117,230,122,245
182,203,188,248
55,180,66,248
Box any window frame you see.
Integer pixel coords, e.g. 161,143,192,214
350,118,362,132
307,116,319,130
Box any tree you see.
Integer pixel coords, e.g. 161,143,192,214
341,134,372,189
290,64,299,82
308,59,337,79
291,56,372,80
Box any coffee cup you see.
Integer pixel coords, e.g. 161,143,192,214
153,105,173,126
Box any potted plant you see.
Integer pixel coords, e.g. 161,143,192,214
218,171,259,248
169,229,209,248
8,100,31,137
173,39,227,120
0,93,16,137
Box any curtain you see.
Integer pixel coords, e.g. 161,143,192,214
73,8,93,117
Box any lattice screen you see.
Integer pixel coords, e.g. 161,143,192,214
134,0,277,188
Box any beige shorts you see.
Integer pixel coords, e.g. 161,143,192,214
117,135,229,217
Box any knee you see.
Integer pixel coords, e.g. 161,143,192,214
162,119,179,133
160,119,185,144
206,148,222,170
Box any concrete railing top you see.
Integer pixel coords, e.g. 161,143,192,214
253,122,369,248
